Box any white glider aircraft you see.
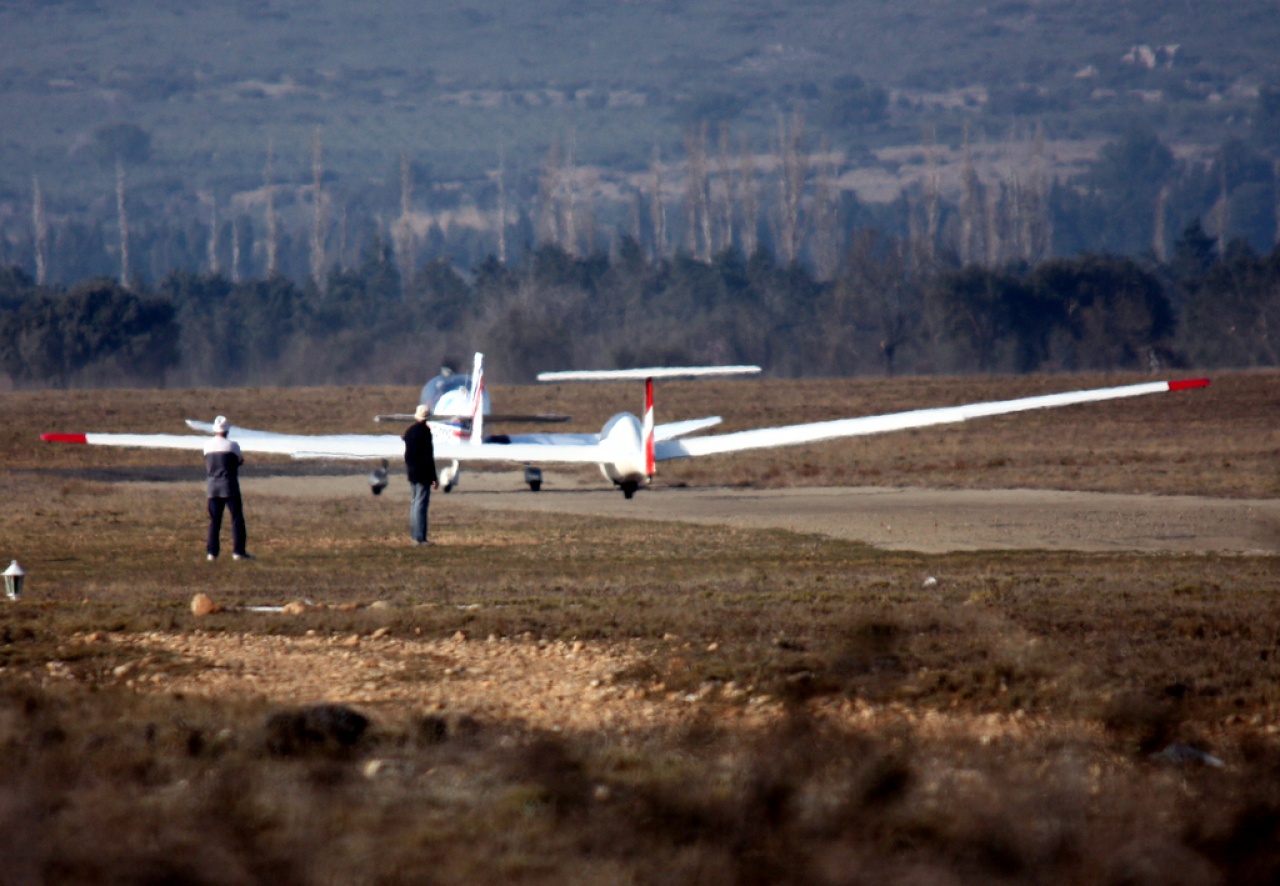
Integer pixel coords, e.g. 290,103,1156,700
42,355,1210,499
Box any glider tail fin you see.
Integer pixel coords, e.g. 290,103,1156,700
468,352,485,445
643,376,655,478
534,364,762,483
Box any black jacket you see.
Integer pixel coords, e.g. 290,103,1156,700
402,421,438,485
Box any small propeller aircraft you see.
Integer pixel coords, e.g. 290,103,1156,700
179,353,568,494
42,354,1210,499
363,353,570,492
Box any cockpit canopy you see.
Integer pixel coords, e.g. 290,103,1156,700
420,371,491,416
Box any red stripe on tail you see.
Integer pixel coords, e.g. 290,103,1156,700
1168,378,1211,391
41,433,88,444
644,377,655,477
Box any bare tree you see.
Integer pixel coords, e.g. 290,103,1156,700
959,137,984,265
809,139,842,280
31,175,47,286
776,112,807,265
630,187,643,246
537,138,561,248
577,165,599,256
337,205,348,271
1008,170,1026,261
393,153,416,283
1026,123,1052,262
1153,184,1171,262
201,191,220,276
738,139,759,257
649,144,668,260
231,217,242,283
310,126,327,292
537,137,581,253
906,190,926,272
563,133,579,257
715,122,735,254
683,122,712,260
921,128,940,263
495,146,508,264
999,127,1050,264
1208,160,1228,257
984,183,1004,267
115,158,130,289
265,137,279,278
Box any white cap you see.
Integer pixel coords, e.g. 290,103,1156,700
212,415,230,434
3,560,23,577
414,404,431,421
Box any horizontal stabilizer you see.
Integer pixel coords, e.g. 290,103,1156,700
374,413,571,423
538,365,760,382
654,416,722,441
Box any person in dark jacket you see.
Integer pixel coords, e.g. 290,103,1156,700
403,404,439,545
204,415,251,561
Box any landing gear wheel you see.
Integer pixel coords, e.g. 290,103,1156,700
621,481,639,500
523,465,543,492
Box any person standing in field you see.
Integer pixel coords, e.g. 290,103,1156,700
204,415,252,561
403,404,439,545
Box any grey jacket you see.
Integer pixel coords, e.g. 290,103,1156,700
203,434,243,498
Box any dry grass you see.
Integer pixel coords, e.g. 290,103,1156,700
2,370,1279,883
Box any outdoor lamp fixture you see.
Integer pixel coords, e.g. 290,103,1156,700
4,560,24,601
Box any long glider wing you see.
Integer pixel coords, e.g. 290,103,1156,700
42,424,622,466
654,378,1210,462
41,378,1209,469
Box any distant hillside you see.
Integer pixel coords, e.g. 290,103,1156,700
1,0,1278,282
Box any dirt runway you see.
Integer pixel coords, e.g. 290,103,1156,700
247,471,1280,555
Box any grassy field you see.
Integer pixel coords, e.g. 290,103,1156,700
2,370,1279,883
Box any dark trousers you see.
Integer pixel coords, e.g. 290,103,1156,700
207,496,247,557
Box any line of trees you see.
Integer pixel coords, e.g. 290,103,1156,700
2,217,1276,389
4,121,1279,300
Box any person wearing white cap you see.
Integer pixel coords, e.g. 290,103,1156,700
203,415,252,561
402,404,439,545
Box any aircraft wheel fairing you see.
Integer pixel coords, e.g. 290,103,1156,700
523,465,543,493
369,461,389,496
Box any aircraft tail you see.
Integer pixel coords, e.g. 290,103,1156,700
643,377,655,477
467,352,485,445
535,364,761,481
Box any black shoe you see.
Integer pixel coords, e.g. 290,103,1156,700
233,552,255,560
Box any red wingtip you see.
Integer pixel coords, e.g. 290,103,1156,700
1168,378,1211,391
41,433,88,444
